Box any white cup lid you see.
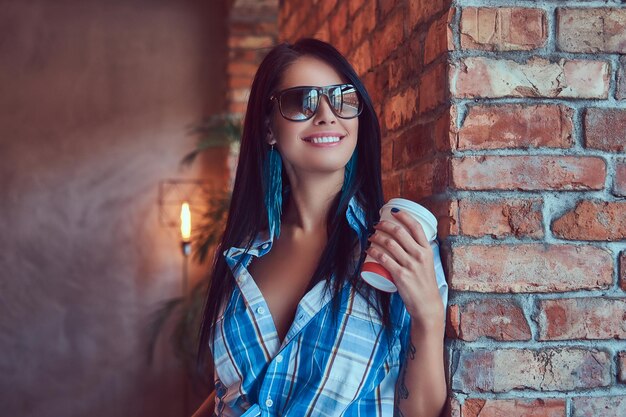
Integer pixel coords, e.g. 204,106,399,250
383,198,438,240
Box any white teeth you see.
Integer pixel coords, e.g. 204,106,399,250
308,136,341,144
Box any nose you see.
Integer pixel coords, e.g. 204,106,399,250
313,94,337,125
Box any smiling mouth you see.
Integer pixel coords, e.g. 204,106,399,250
302,135,345,144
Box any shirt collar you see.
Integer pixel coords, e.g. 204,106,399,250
223,194,367,262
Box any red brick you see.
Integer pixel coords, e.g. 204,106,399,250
403,158,449,201
352,0,376,47
313,21,330,42
584,108,626,152
558,8,626,53
315,0,338,23
392,123,435,169
572,396,626,417
228,76,253,90
619,352,626,383
409,0,446,28
371,10,404,67
451,156,606,191
231,20,277,37
424,9,454,65
229,48,260,62
621,251,626,291
450,244,613,293
447,304,461,338
460,7,547,51
382,172,402,202
377,0,397,19
336,32,352,55
617,56,626,100
434,110,454,152
383,85,418,131
615,159,626,197
419,60,448,113
451,57,610,99
403,160,436,200
552,200,626,241
229,102,248,115
349,0,366,17
349,40,372,76
228,88,250,104
452,348,611,393
408,26,423,58
459,199,543,239
461,398,566,417
381,139,393,172
363,70,383,116
537,298,626,340
421,198,459,239
227,62,259,78
456,104,574,150
280,14,300,41
228,35,274,49
449,299,531,341
388,45,419,90
329,0,349,47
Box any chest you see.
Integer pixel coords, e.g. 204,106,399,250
247,236,326,341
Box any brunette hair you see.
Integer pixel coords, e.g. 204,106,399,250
196,38,391,375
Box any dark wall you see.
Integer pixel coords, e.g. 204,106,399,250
0,1,228,415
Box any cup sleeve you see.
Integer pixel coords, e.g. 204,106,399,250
430,240,449,323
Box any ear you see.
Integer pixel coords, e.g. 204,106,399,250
265,118,276,145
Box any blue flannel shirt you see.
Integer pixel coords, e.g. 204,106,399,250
210,195,448,416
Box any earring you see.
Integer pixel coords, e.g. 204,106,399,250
263,142,283,240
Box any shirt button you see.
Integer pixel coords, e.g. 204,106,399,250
265,398,273,407
276,354,283,363
256,306,265,315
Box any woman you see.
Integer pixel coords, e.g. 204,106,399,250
194,38,448,417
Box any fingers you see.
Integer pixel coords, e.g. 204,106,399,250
390,209,430,249
365,243,404,279
367,226,413,268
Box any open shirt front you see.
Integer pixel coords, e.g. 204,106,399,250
210,195,448,416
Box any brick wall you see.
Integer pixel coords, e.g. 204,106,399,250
277,1,626,416
280,0,456,237
447,2,626,416
227,0,278,116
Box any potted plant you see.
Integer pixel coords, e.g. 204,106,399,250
147,114,242,388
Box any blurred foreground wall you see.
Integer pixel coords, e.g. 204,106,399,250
0,1,229,416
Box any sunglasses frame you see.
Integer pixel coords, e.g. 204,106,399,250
269,83,363,122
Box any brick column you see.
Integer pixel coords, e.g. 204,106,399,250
226,0,278,185
447,3,626,416
227,0,278,116
277,1,626,416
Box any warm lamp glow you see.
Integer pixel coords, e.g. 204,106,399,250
180,202,191,241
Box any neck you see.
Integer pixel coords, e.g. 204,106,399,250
281,169,344,235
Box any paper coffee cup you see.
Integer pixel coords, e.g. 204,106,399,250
361,198,438,292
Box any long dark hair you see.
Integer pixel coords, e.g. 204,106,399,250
196,38,392,375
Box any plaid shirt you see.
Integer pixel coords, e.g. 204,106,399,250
210,196,448,416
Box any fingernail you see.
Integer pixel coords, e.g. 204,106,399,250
391,207,400,213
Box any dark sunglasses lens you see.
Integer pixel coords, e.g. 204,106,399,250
280,88,318,120
335,85,361,118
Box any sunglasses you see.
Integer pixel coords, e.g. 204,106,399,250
270,83,363,122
